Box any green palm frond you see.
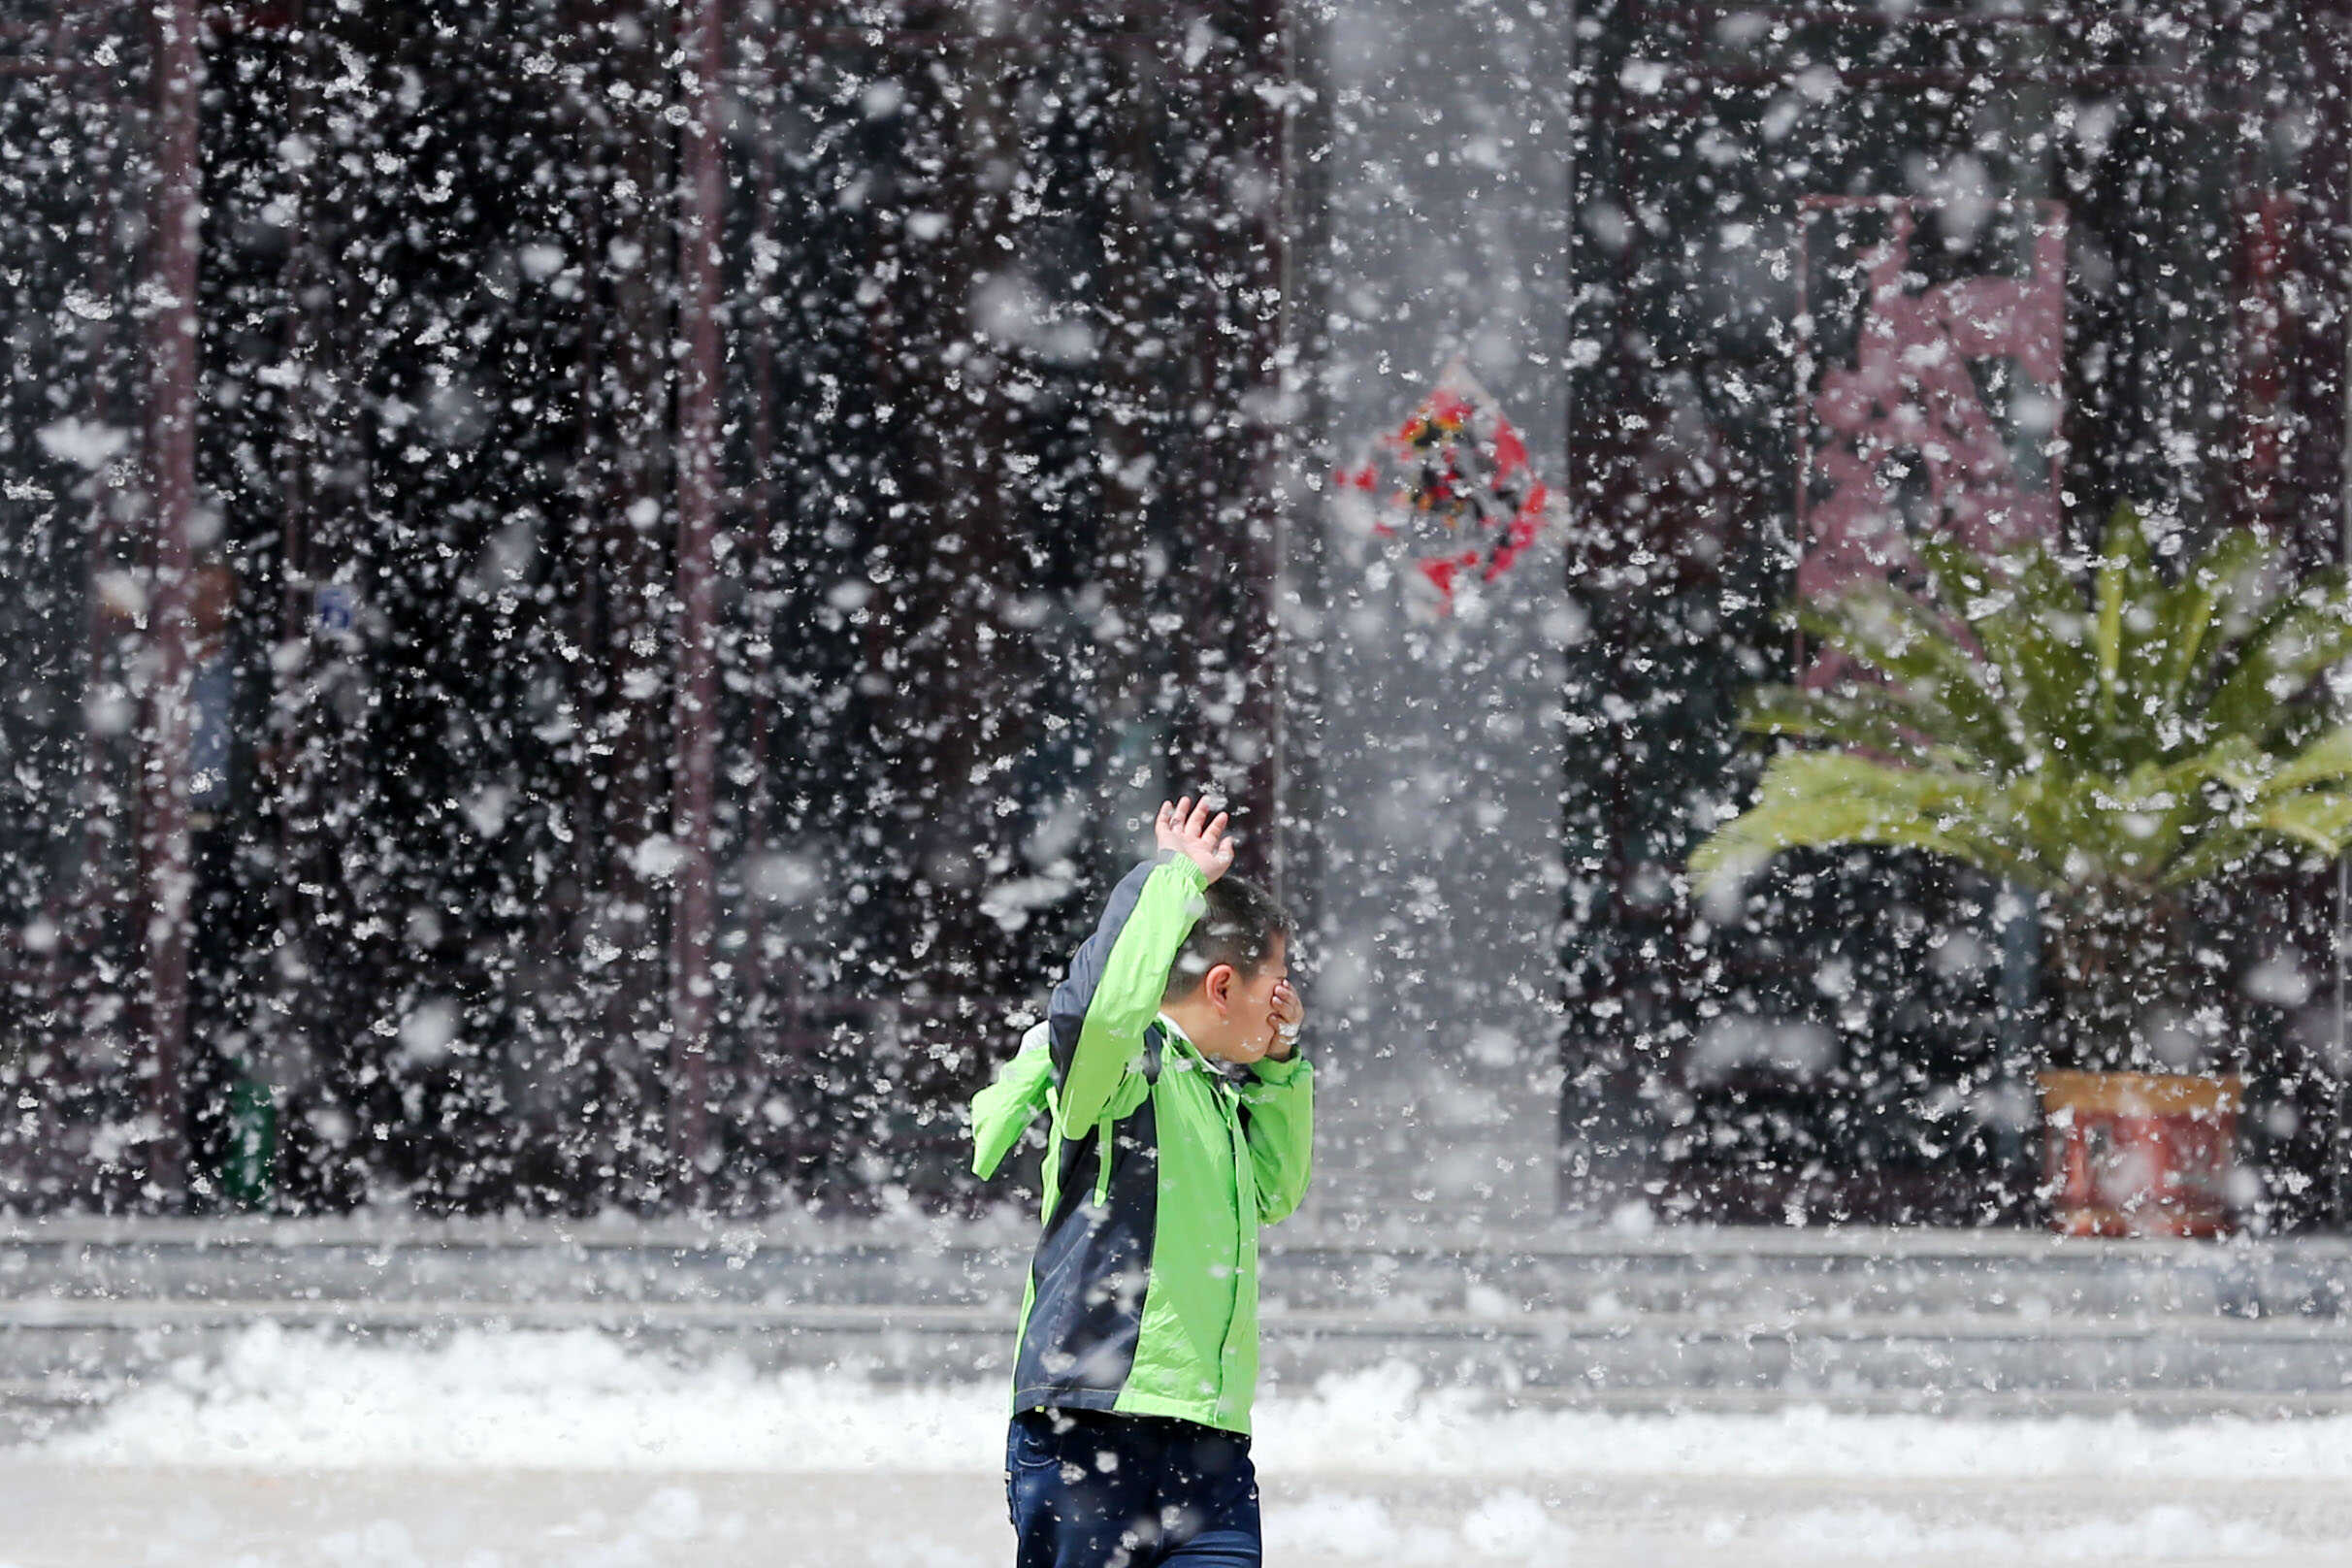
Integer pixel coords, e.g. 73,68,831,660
2153,524,2270,713
2091,504,2139,736
2205,570,2352,740
1739,685,1947,768
1693,512,2352,902
2255,722,2352,796
1992,543,2101,761
1688,750,2040,891
1789,585,2022,770
2253,790,2352,860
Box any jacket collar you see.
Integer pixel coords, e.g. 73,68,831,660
1155,1013,1244,1084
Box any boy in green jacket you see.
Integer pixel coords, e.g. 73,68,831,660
972,797,1312,1567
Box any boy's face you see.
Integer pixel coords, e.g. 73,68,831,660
1196,933,1290,1064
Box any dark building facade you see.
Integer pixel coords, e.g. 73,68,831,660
0,0,1297,1215
5,0,2352,1231
1560,0,2352,1227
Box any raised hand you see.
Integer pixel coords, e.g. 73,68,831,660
1266,979,1303,1059
1155,796,1234,884
1269,980,1302,1038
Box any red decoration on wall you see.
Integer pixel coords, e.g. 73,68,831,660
1334,357,1554,613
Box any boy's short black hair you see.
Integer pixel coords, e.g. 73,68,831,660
1162,872,1292,1003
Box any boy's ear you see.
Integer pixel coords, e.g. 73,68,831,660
1204,963,1236,1012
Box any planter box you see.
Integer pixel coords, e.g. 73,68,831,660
2039,1070,2242,1239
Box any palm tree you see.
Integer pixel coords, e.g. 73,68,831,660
1689,507,2352,1070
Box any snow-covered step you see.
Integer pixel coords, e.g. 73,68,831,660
4,1220,2344,1323
0,1228,1030,1308
6,1219,2352,1424
8,1297,2352,1418
1258,1237,2352,1322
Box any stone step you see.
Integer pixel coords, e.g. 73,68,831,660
6,1294,2349,1341
4,1222,2344,1323
1261,1248,2346,1321
1450,1386,2352,1418
9,1299,2352,1402
7,1220,2352,1424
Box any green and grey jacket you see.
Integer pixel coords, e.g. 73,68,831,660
969,853,1314,1435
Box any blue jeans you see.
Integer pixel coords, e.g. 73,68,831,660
1006,1407,1261,1567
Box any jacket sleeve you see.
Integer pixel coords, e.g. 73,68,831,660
1240,1054,1314,1224
1046,854,1207,1134
968,1022,1056,1180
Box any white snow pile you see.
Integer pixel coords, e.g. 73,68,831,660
1276,1493,2285,1564
1272,1488,1574,1563
1745,1503,2285,1561
1266,1362,2352,1483
43,1326,2352,1486
49,1325,996,1473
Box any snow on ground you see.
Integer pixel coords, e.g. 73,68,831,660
47,1323,2352,1483
14,1327,2352,1565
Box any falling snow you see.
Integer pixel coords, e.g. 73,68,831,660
7,0,2352,1561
